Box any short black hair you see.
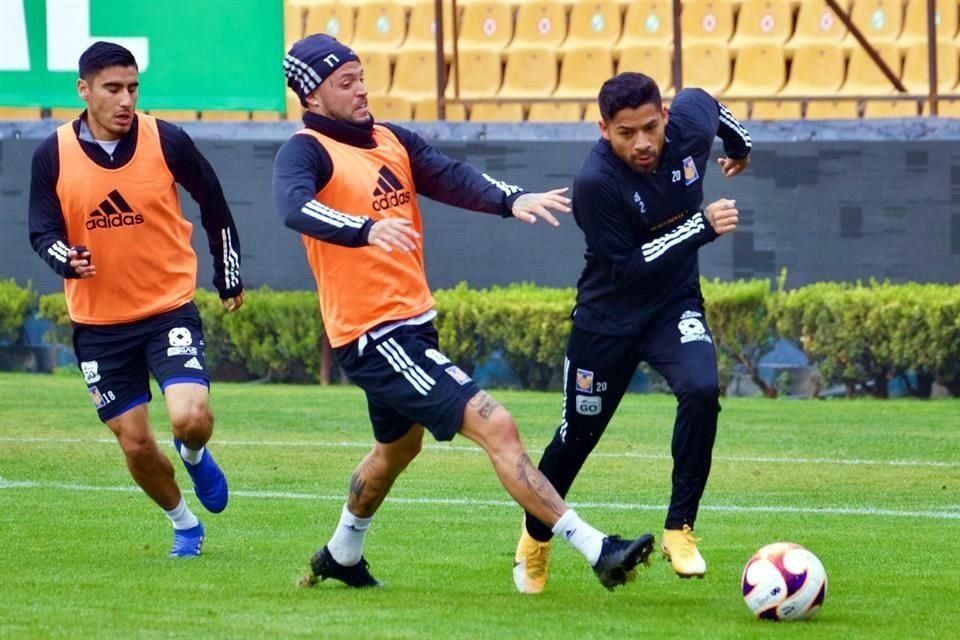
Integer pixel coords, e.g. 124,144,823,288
597,73,662,122
78,41,138,80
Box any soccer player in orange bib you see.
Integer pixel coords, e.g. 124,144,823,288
274,34,655,591
28,42,244,558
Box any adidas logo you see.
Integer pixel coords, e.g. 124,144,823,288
183,357,203,370
371,165,411,211
85,189,144,230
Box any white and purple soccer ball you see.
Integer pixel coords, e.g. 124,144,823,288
741,542,827,621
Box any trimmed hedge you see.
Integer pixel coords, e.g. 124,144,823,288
0,279,37,343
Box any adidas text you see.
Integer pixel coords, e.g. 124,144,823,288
372,190,411,211
85,213,145,230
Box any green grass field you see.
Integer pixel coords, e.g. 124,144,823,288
1,371,958,639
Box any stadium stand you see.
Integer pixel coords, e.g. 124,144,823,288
304,3,355,45
470,101,526,122
727,0,794,52
681,43,731,95
508,1,569,53
617,45,674,94
499,48,559,98
367,94,413,120
563,1,624,52
616,1,674,54
554,46,615,98
390,49,442,101
527,102,583,122
413,97,467,121
840,0,904,52
446,50,503,98
458,2,514,53
784,0,851,56
680,0,735,45
351,2,408,55
898,0,958,50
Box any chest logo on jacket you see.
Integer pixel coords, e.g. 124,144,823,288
85,189,144,230
371,165,411,211
682,156,699,185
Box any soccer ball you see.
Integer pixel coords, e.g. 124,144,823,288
741,542,827,621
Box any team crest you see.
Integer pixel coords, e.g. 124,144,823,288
575,368,594,394
445,365,472,385
682,156,699,185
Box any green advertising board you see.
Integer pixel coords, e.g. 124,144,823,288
0,0,285,111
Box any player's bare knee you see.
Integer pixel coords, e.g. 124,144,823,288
480,411,522,455
119,432,158,462
170,402,214,445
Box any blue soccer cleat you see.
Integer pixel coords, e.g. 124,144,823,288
173,438,229,513
169,522,205,558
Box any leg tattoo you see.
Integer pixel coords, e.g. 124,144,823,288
516,453,565,520
468,391,502,420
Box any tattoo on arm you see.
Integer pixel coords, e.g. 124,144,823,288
468,391,501,420
515,453,565,519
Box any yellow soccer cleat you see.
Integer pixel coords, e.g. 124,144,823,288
662,525,707,579
513,524,552,594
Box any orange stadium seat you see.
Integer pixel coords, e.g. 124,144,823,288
616,1,674,53
305,4,355,45
527,102,583,122
0,107,41,120
841,0,904,52
470,102,525,122
405,0,455,56
785,0,851,56
509,1,569,53
447,50,503,98
901,41,959,93
564,1,624,52
367,94,413,120
500,48,559,98
356,50,392,95
727,0,794,52
681,43,731,95
554,46,614,98
617,45,674,95
413,98,467,121
458,2,514,53
899,0,959,49
680,0,735,45
390,50,443,100
351,2,408,54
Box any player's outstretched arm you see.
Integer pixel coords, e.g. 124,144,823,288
703,198,739,236
510,188,571,226
716,155,750,177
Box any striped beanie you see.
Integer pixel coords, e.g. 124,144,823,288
283,34,360,106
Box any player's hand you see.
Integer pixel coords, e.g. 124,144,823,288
510,188,571,227
717,155,750,177
222,292,244,313
368,218,420,253
68,246,96,279
704,198,739,236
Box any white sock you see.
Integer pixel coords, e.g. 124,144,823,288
164,496,200,530
552,509,606,566
327,503,373,566
179,442,205,465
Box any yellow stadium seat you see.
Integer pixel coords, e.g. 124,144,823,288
447,50,503,98
718,100,749,121
145,110,199,121
779,44,846,96
251,111,282,121
356,50,392,95
564,1,623,51
470,102,525,122
680,0,735,45
201,111,250,121
286,93,303,121
805,100,861,119
583,101,601,122
305,4,355,44
862,98,920,117
367,94,413,120
0,107,41,119
390,50,442,100
723,43,787,98
405,0,455,56
554,47,614,98
351,2,407,54
931,99,960,117
784,0,850,57
616,1,674,52
527,102,583,121
841,0,903,52
839,43,902,95
285,2,305,47
509,1,568,53
899,0,958,49
500,48,559,98
728,0,793,52
751,100,802,120
617,45,674,94
413,98,467,121
901,41,959,93
681,44,731,95
458,2,514,53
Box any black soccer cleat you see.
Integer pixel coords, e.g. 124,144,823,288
302,546,383,589
592,533,656,591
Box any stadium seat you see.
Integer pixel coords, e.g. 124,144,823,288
390,50,442,100
862,98,920,117
458,2,514,53
564,1,624,52
145,110,199,121
305,3,356,45
251,111,282,121
718,100,749,121
931,99,960,117
841,0,904,53
500,48,559,98
779,44,847,97
805,99,861,119
680,0,735,45
447,50,503,98
0,107,41,120
509,1,569,53
723,44,787,98
901,41,959,93
840,43,903,95
681,43,731,95
353,50,392,95
405,0,455,57
554,46,614,98
617,45,674,94
286,93,303,121
727,0,794,52
616,1,674,53
470,102,525,122
284,2,305,47
351,2,407,55
413,98,467,121
583,101,601,122
527,102,583,122
751,100,802,121
784,0,850,56
200,111,250,121
899,0,958,50
367,94,413,120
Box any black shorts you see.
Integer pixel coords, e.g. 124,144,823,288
334,322,481,443
72,302,209,422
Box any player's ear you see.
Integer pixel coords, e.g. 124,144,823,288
77,78,90,102
598,117,610,141
661,105,669,126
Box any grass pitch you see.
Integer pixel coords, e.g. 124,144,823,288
1,372,958,639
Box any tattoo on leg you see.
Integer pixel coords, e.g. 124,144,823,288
515,453,564,519
348,469,367,502
468,391,501,420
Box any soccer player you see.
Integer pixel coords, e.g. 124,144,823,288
513,73,752,592
28,42,244,557
274,34,654,591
